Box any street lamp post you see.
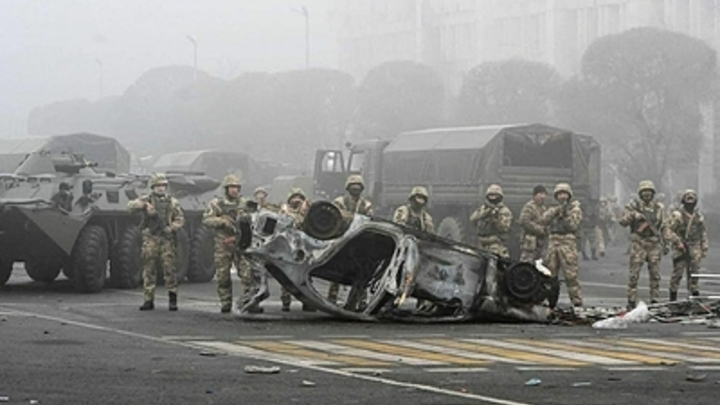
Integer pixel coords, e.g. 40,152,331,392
186,35,198,82
293,6,310,68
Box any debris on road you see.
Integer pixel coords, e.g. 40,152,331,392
0,396,8,402
301,380,316,387
244,365,281,374
199,351,218,357
592,301,651,329
572,382,592,387
685,373,707,383
525,378,542,386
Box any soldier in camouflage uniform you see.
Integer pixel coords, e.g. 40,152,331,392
128,173,185,311
668,189,708,301
597,197,615,252
281,188,315,312
578,201,600,261
328,175,375,305
470,184,513,258
393,186,434,234
618,180,676,308
519,185,548,263
539,183,584,308
202,174,257,313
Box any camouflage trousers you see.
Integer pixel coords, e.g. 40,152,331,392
141,232,177,302
628,237,662,303
670,245,703,295
478,239,509,259
214,235,251,308
519,234,546,263
544,235,583,306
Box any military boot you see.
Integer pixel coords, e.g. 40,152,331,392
139,301,154,311
168,292,178,311
669,291,677,302
591,250,598,260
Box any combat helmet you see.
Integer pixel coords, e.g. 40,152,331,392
345,174,365,190
637,180,656,195
149,173,168,188
682,189,698,202
221,174,242,189
287,187,306,202
409,186,429,200
486,184,504,197
553,183,573,199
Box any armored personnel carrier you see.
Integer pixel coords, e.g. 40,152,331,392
0,152,218,291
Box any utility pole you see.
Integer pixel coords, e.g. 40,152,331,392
186,35,198,82
293,6,310,68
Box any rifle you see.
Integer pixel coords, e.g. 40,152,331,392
629,204,667,253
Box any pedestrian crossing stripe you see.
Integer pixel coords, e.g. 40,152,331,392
188,337,720,369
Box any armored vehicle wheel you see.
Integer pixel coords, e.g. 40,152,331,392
71,225,109,293
110,226,142,289
437,217,466,243
0,260,13,285
187,225,215,283
25,260,62,283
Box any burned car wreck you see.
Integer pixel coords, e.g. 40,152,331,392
240,201,556,323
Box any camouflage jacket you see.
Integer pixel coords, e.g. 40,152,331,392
333,194,374,216
128,193,185,235
539,200,582,237
469,202,512,239
668,208,708,250
618,199,674,241
393,205,434,234
598,203,615,225
202,196,249,235
518,199,546,237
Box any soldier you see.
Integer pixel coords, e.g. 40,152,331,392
393,186,434,233
253,186,269,208
202,174,258,314
128,173,185,311
578,202,599,261
668,190,708,301
328,175,375,304
618,180,675,308
519,185,548,263
281,188,314,312
539,183,583,308
51,182,73,211
470,184,513,258
597,197,615,252
607,195,622,245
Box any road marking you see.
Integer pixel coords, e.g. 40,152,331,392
319,334,372,339
689,365,720,371
632,338,720,353
510,339,678,365
515,367,578,372
588,338,720,361
334,339,487,366
236,335,294,340
190,340,339,366
0,307,533,405
239,341,389,367
604,366,669,371
424,339,586,366
162,335,216,341
468,339,632,365
425,367,489,373
380,340,495,364
290,340,440,366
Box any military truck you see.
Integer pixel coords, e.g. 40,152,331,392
313,124,601,259
0,152,218,291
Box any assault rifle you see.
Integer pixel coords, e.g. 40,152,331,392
629,205,668,254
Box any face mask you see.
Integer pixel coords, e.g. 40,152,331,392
640,192,654,202
410,197,425,210
487,196,502,205
348,186,363,197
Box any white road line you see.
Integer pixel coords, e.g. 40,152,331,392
162,335,216,341
425,367,489,373
689,365,720,371
604,366,669,371
0,307,535,405
465,339,634,365
380,339,530,364
237,335,294,340
191,341,339,366
318,335,372,339
632,338,720,353
680,332,720,336
339,368,391,374
290,340,445,366
392,333,448,338
554,339,713,364
515,367,578,372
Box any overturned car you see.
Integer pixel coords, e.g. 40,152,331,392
241,201,556,323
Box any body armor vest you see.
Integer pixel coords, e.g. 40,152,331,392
549,206,573,235
679,212,704,243
631,201,660,238
142,194,171,232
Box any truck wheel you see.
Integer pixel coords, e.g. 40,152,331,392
187,225,215,283
71,225,109,293
25,260,62,283
110,226,142,289
175,228,190,283
0,260,13,285
437,217,466,243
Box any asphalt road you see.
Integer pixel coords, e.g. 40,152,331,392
2,243,720,405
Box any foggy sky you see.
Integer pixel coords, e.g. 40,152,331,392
0,0,336,134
